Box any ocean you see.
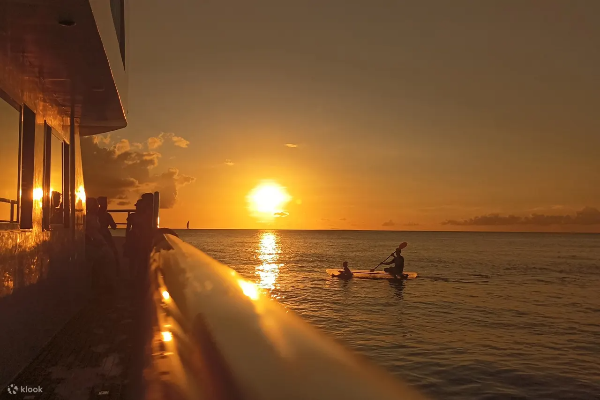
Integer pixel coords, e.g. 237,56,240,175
176,229,600,399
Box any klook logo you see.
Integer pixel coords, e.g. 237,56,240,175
6,384,43,395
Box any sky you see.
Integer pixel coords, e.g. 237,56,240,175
82,0,600,232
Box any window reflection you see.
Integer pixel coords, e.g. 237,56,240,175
0,96,19,223
48,129,64,226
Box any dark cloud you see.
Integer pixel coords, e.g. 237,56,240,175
340,218,346,221
116,201,130,206
274,211,289,217
442,207,600,226
382,220,395,227
82,137,195,209
148,168,195,208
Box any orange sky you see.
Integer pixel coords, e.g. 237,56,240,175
81,1,600,232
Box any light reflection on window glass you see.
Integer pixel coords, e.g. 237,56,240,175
50,131,63,225
0,97,19,223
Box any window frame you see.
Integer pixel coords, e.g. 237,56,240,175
19,105,35,230
43,123,68,231
0,89,22,229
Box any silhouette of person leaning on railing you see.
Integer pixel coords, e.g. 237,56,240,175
97,196,120,271
124,193,154,283
86,197,117,294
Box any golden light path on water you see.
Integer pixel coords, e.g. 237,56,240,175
255,231,282,294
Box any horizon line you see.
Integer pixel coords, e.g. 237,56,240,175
143,228,600,234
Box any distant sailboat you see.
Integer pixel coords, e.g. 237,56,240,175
186,221,190,229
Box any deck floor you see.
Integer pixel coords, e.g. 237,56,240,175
1,238,145,400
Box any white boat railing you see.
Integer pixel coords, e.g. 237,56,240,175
144,233,429,400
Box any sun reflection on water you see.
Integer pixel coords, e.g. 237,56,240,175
256,231,282,294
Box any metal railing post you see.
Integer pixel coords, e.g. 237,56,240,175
152,191,159,229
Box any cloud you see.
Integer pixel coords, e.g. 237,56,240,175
442,207,600,226
147,136,163,150
224,159,234,166
147,132,190,150
114,139,130,155
274,211,289,217
530,205,566,212
382,220,395,227
285,143,298,148
150,168,195,208
171,135,190,148
116,201,130,206
81,137,195,209
340,218,346,221
92,134,112,145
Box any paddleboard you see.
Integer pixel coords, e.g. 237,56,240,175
326,269,418,280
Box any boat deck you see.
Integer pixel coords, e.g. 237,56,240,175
1,237,144,400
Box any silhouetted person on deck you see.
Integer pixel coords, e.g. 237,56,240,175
85,198,101,242
98,196,120,269
382,247,405,278
124,209,137,273
124,193,154,282
98,197,117,231
86,198,116,293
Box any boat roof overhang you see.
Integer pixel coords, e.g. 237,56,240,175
0,0,127,136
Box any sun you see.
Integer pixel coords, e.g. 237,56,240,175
247,181,291,220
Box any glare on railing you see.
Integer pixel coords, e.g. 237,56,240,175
162,290,170,301
238,279,260,300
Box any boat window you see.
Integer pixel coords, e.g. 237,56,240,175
43,125,65,229
0,94,20,225
63,141,70,228
20,106,35,229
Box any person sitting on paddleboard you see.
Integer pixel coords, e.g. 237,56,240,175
381,247,405,278
339,261,353,279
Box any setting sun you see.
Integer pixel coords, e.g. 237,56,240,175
247,181,291,221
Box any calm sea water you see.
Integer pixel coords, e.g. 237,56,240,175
176,229,600,399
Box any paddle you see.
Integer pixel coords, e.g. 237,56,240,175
370,242,408,272
371,253,395,272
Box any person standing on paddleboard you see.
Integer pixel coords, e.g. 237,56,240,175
381,246,405,278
